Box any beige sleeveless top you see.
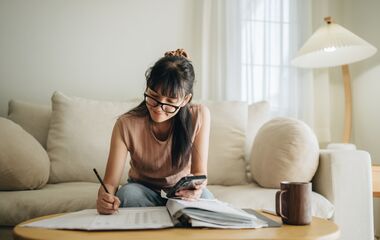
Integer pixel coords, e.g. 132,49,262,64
116,104,203,190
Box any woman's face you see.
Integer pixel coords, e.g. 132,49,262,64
144,88,190,123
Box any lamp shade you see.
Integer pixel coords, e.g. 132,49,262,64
292,21,377,68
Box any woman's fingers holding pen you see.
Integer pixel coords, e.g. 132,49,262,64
102,192,115,203
97,196,112,214
113,196,121,210
97,192,119,214
104,193,120,211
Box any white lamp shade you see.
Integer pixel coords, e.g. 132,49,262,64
292,22,377,68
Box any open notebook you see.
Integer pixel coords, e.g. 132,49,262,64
21,198,280,230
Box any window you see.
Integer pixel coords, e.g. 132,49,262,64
239,0,310,117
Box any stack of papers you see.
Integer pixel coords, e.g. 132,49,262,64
167,199,268,228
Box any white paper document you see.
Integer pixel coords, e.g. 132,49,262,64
21,199,268,230
22,207,174,230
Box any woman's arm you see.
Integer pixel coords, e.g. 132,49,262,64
103,122,128,191
97,121,128,214
176,105,211,200
190,105,211,175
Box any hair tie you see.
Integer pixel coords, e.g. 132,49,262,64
164,49,190,60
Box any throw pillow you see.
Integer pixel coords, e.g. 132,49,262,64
202,101,248,185
47,92,137,184
8,100,51,149
0,118,50,190
250,117,319,188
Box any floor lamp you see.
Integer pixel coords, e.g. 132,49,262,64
292,17,377,143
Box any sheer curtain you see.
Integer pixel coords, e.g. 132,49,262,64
196,0,330,141
239,0,313,120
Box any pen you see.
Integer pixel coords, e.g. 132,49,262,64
93,168,110,194
93,168,119,214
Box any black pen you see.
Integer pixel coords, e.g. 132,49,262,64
93,168,110,194
93,168,119,214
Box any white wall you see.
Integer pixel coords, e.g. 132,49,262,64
0,0,197,116
342,0,380,161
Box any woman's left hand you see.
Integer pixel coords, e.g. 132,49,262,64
174,180,207,201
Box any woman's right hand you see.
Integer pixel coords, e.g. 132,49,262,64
96,185,121,215
97,120,127,214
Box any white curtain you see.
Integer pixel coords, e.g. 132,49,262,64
196,0,330,142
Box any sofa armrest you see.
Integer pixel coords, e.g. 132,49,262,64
312,149,374,240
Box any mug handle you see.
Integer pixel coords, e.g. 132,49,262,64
275,190,288,219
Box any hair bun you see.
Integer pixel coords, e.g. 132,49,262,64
164,49,190,59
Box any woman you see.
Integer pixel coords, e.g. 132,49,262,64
97,49,213,214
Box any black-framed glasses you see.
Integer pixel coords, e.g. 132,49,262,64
144,93,181,113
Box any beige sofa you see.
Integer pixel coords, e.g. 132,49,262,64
0,92,374,240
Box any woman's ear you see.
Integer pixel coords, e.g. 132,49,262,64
181,93,193,107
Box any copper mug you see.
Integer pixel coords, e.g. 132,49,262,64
275,181,312,225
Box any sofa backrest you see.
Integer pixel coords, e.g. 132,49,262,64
7,92,270,186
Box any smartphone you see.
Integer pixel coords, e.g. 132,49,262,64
166,175,207,198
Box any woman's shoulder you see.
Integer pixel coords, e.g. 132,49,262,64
189,103,209,114
189,103,210,123
117,112,147,127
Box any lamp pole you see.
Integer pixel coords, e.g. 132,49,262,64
325,17,353,143
341,64,352,143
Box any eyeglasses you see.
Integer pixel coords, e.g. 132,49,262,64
144,93,181,113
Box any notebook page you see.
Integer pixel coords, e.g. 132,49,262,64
22,207,174,230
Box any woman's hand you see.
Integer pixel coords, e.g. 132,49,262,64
96,185,120,215
174,180,207,201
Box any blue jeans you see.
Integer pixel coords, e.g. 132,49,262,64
116,180,214,207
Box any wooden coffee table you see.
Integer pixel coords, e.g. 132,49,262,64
13,211,340,240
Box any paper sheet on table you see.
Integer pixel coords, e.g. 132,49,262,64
21,207,174,230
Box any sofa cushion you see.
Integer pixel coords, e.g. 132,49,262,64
250,117,319,188
202,101,247,185
208,183,334,219
7,100,51,149
47,92,137,183
0,182,99,226
0,118,50,190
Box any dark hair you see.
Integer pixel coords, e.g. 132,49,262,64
127,54,195,169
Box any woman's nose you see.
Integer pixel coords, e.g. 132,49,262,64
153,104,164,112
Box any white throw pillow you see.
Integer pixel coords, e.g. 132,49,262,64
250,117,319,188
202,101,248,185
47,92,137,184
0,118,50,190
